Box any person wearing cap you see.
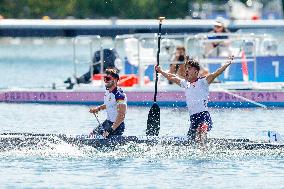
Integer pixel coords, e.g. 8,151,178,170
89,68,127,138
155,55,234,146
212,19,230,35
205,19,231,57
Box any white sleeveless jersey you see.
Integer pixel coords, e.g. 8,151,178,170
104,87,127,122
180,78,209,116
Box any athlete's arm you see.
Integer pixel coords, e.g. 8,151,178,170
112,104,126,130
206,55,234,84
89,104,106,114
155,65,183,86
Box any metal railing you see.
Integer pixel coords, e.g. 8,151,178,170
72,35,103,85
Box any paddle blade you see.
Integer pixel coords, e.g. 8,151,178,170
146,103,160,136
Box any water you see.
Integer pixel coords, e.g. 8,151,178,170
1,37,284,188
1,104,284,188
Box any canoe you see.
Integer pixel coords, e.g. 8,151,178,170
1,133,283,151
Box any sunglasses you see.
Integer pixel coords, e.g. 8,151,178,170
214,25,223,28
104,76,114,82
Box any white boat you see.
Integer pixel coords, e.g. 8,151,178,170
1,32,284,108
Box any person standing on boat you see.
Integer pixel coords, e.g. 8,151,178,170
155,55,234,144
89,68,127,138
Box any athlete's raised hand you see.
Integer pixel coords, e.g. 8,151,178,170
226,55,234,65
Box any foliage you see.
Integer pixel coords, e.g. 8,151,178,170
0,0,210,19
3,0,276,19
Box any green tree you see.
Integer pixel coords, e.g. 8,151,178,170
0,0,264,19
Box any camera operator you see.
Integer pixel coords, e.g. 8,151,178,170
168,46,186,80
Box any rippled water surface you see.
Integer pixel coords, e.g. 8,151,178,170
1,104,284,188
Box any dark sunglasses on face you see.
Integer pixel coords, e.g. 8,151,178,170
104,76,113,82
214,25,223,28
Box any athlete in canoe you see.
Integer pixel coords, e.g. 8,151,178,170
89,68,127,138
155,55,234,145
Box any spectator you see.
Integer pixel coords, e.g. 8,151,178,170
168,46,186,81
205,19,231,57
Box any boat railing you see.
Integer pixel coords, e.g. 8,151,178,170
185,32,280,81
186,32,278,58
71,32,280,88
114,33,191,86
72,35,104,86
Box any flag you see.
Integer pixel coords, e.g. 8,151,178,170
241,50,249,82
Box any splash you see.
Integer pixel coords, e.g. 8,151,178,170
1,136,284,160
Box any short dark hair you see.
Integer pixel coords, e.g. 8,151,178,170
185,56,200,71
105,68,119,80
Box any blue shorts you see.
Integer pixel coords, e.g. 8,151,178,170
187,111,212,140
96,120,125,136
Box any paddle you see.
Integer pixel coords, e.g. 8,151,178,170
146,17,165,136
220,88,267,108
90,113,103,136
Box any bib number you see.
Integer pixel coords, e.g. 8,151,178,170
268,131,281,143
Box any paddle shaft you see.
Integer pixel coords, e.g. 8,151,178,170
91,113,103,135
221,88,267,108
94,113,102,126
146,17,164,136
154,17,164,102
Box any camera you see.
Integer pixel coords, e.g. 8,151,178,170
178,55,185,62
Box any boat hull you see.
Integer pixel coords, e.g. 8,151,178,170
1,133,284,151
